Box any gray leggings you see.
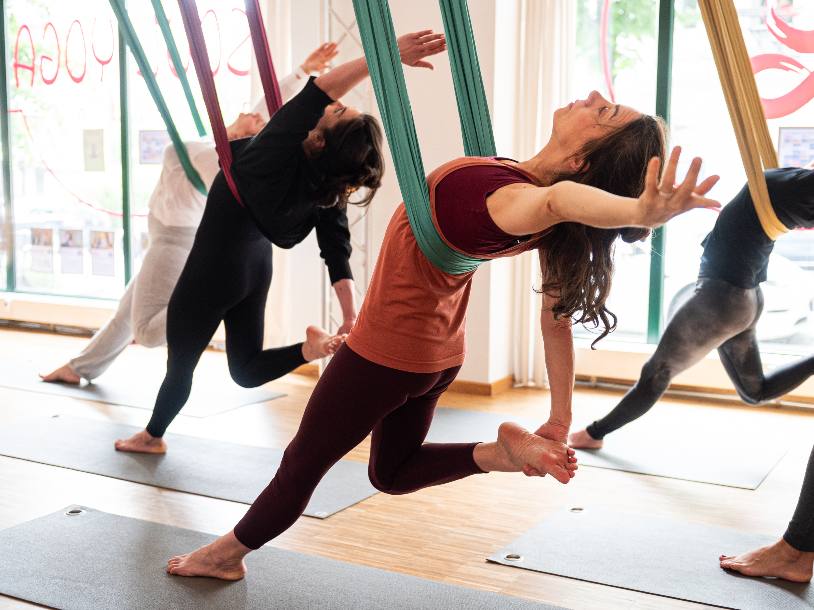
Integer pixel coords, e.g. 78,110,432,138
69,215,196,380
588,278,814,439
587,277,814,550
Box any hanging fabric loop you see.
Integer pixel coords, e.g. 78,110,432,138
244,0,284,115
177,0,244,204
352,0,486,275
109,0,207,195
151,0,207,137
439,0,496,157
177,0,285,205
698,0,788,239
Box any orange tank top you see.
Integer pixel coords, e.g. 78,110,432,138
346,157,547,373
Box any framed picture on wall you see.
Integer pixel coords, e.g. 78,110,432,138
139,130,171,165
778,127,814,168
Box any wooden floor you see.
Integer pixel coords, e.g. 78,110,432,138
0,327,812,610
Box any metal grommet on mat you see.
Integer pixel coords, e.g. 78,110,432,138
504,553,522,562
65,508,85,517
569,507,584,513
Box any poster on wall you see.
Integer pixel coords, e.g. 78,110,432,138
59,229,84,274
139,130,171,164
83,129,105,172
90,230,115,276
778,127,814,168
30,228,54,273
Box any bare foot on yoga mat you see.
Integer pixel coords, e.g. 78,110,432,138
720,539,814,583
167,531,249,581
114,429,167,454
301,325,345,361
40,364,81,385
492,422,577,484
568,428,603,450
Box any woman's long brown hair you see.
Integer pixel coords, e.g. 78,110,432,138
310,114,385,209
538,115,667,347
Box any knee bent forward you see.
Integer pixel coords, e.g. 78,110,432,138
133,325,166,348
228,366,259,389
639,360,674,394
367,466,409,496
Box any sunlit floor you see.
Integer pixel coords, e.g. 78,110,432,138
0,328,812,610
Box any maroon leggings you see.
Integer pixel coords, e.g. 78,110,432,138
234,344,483,549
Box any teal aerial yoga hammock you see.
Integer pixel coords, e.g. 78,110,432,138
108,0,207,195
438,0,496,157
151,0,207,137
351,0,495,274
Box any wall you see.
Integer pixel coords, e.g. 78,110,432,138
280,0,510,384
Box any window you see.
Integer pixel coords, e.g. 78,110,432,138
2,0,253,296
124,0,252,273
668,0,814,356
574,0,658,342
7,0,123,298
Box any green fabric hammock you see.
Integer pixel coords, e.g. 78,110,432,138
109,0,207,195
439,0,496,157
352,0,494,275
151,0,207,137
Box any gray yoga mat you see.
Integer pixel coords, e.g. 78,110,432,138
0,359,284,417
489,508,813,610
0,507,562,610
0,415,377,518
427,407,786,489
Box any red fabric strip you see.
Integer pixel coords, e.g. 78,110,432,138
177,0,243,205
244,0,283,115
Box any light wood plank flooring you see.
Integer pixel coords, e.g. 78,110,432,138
0,328,812,609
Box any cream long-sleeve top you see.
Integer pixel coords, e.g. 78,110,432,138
148,67,309,228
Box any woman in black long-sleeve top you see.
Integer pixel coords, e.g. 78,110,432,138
114,31,447,453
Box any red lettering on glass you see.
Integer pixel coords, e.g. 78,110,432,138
168,51,190,77
768,8,814,54
202,9,221,76
92,17,115,81
751,54,814,119
751,9,814,119
40,22,60,85
13,25,36,88
65,19,87,83
227,7,250,76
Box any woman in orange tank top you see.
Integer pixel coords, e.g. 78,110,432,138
166,90,721,581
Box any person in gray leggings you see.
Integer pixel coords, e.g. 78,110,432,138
570,168,814,582
41,44,341,384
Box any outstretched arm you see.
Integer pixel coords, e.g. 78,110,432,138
314,30,446,101
532,292,574,446
489,147,721,237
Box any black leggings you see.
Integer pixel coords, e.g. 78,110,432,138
145,175,306,438
784,445,814,552
587,278,814,440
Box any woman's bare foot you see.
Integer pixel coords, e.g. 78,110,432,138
568,428,603,450
301,325,346,361
114,429,167,454
39,364,81,385
167,531,249,581
720,539,814,583
474,422,577,484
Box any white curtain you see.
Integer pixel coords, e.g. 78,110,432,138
259,0,293,345
508,0,575,387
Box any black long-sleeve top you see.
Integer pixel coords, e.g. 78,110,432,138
231,77,353,284
699,168,814,288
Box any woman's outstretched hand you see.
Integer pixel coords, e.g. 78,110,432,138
638,146,721,228
397,30,447,70
302,42,339,74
